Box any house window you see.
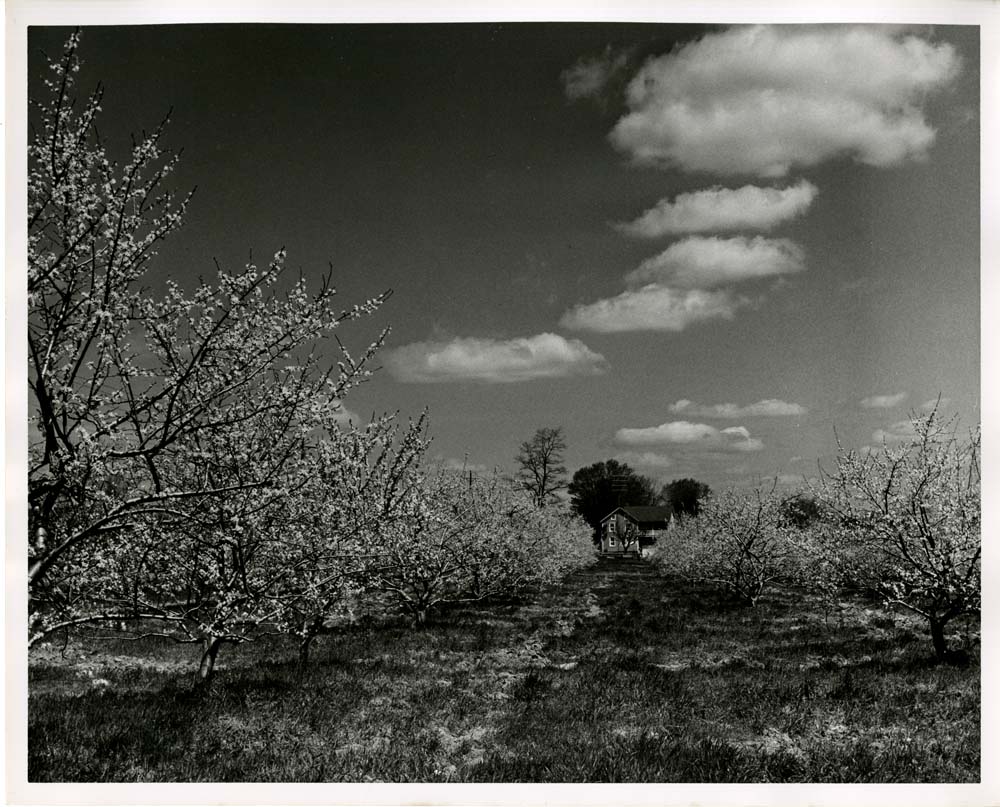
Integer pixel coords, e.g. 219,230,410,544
607,520,616,546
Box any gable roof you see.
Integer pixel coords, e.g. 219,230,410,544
600,505,673,527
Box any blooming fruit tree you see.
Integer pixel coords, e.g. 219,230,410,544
815,409,980,660
655,483,803,606
365,468,593,627
272,412,431,665
27,33,389,664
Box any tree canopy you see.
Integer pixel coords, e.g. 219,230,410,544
567,460,658,543
660,478,712,517
777,493,825,529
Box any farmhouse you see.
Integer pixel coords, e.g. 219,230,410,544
599,505,673,554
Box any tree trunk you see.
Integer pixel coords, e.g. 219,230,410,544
198,636,224,682
299,631,317,668
929,617,949,660
413,607,428,629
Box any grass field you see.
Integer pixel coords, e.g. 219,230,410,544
28,556,979,782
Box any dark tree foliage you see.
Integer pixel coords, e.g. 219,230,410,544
515,427,568,507
567,460,658,544
778,494,825,529
661,478,712,517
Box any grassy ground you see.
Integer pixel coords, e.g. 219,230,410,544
28,557,979,782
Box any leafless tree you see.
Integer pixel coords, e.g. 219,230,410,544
515,427,568,507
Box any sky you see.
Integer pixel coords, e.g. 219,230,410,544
26,21,981,493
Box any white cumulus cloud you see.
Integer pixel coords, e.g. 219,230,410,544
616,180,818,238
559,284,744,333
669,398,807,417
625,236,805,289
384,333,608,383
860,392,908,408
608,25,961,177
614,450,675,470
616,420,764,452
619,421,717,443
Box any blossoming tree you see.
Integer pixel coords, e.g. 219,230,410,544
655,483,802,606
365,469,593,627
815,408,980,660
27,32,388,656
273,412,430,665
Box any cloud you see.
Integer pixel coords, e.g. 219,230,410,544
615,180,818,237
384,332,608,383
562,232,801,335
614,450,675,470
608,25,961,177
872,419,917,443
716,426,765,452
562,46,631,101
620,421,717,443
669,398,807,417
560,284,745,333
860,392,908,408
625,236,805,289
616,420,764,452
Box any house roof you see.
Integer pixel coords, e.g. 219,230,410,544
601,505,673,527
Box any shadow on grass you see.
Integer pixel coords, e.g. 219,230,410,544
28,559,979,783
30,680,208,781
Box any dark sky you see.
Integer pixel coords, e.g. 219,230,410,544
27,22,981,489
